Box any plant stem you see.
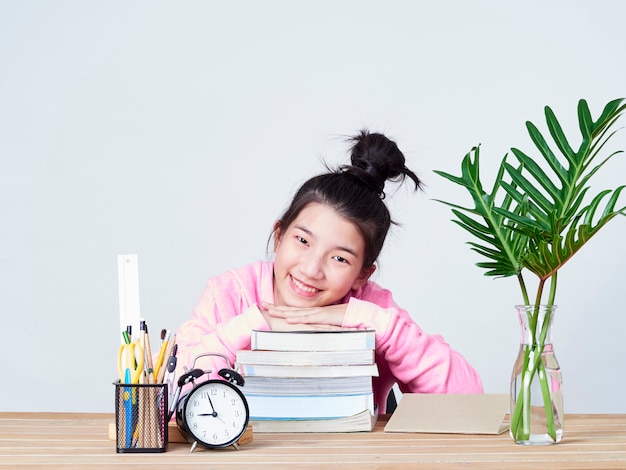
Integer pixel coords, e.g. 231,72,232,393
517,273,530,306
511,274,559,442
547,272,557,306
511,274,531,440
537,273,558,440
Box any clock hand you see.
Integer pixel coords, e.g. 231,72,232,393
196,392,218,417
206,394,217,415
196,412,227,426
198,394,229,425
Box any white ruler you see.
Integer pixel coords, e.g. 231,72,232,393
117,254,141,344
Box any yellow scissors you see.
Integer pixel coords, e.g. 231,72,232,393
117,341,145,384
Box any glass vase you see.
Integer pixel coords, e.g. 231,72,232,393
509,305,564,445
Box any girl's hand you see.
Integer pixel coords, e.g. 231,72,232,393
261,302,350,331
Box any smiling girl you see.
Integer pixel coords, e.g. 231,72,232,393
174,130,482,412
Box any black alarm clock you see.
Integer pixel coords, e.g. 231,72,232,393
171,353,249,451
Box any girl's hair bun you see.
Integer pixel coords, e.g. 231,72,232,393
345,130,421,197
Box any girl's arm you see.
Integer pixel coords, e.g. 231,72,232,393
175,304,268,379
174,274,270,383
343,290,483,395
263,288,482,394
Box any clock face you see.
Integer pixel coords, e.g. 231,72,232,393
182,380,249,448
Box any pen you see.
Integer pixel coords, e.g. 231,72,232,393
123,369,132,447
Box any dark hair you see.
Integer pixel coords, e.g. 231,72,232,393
274,130,422,269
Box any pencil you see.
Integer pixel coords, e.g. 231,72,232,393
156,333,176,384
142,321,155,384
137,331,146,384
153,329,171,380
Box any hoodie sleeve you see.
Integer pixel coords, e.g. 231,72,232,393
174,267,270,383
342,286,483,395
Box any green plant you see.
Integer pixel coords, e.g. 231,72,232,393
434,98,626,442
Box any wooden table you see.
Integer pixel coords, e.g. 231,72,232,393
1,412,625,469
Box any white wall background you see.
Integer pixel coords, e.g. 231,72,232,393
1,1,625,413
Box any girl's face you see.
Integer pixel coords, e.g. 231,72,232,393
272,202,374,308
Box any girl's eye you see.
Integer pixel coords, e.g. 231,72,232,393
333,256,348,264
296,236,308,245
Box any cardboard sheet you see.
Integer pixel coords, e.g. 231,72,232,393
384,394,509,435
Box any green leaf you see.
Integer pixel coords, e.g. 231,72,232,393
433,146,524,278
601,186,626,218
434,98,626,301
525,120,569,189
509,147,563,206
545,105,576,164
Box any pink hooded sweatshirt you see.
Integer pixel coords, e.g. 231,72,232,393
175,260,483,412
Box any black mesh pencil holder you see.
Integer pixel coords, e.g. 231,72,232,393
114,382,168,453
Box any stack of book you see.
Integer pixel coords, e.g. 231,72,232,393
235,329,379,432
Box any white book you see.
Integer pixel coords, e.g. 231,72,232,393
251,329,376,352
242,375,373,396
236,349,375,366
245,392,375,420
250,408,378,433
237,362,379,378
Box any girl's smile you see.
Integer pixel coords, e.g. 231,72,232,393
272,202,373,308
289,275,319,296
